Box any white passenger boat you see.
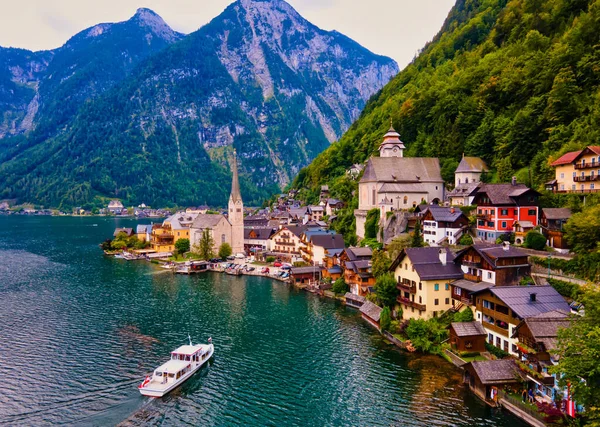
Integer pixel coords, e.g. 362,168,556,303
138,337,214,397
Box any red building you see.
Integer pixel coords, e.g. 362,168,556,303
472,180,540,243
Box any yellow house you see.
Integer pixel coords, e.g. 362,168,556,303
548,146,600,193
150,212,199,252
391,247,464,320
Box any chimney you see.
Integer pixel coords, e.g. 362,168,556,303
503,241,510,251
511,176,517,186
530,293,537,302
439,248,447,266
450,207,455,214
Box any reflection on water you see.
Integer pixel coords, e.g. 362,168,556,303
0,216,527,426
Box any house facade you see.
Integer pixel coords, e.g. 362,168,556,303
244,227,275,253
301,232,344,266
540,208,572,250
108,200,124,215
473,285,571,356
472,181,539,243
548,146,600,193
355,126,444,239
391,247,464,320
421,206,469,246
340,247,374,296
449,321,487,353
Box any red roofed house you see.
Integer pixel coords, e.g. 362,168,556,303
472,180,540,243
547,146,600,193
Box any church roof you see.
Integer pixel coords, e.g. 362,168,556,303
361,157,443,183
229,150,242,203
191,214,228,229
455,156,489,173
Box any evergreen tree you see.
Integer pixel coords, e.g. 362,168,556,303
411,220,424,248
218,243,232,259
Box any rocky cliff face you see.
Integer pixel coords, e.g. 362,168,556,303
0,0,397,208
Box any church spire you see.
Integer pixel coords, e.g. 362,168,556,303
230,149,242,203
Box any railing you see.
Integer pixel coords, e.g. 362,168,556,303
275,241,295,246
574,162,598,169
397,296,426,311
476,213,492,220
462,260,481,268
555,188,600,193
463,273,482,282
497,390,548,424
482,320,510,337
397,282,417,294
573,175,599,182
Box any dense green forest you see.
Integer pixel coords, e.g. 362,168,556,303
294,0,600,192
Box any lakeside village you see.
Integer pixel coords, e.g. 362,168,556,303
100,130,600,426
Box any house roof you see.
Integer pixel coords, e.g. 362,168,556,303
425,206,466,222
114,227,133,237
345,246,372,261
191,214,228,229
451,321,487,337
290,266,322,275
455,243,528,268
447,183,481,198
345,292,366,303
551,150,582,166
360,301,382,322
513,310,571,348
542,208,572,220
136,224,151,234
572,146,600,163
361,157,443,183
108,200,124,208
456,156,489,173
469,359,521,385
327,198,343,206
490,286,571,319
473,183,538,205
244,227,275,240
378,182,428,193
451,279,495,293
391,247,463,281
310,234,345,249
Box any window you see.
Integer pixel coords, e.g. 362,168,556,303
434,299,439,306
483,300,495,310
561,184,565,190
572,184,576,191
445,298,450,305
418,282,422,290
478,220,485,226
455,287,462,296
478,313,481,320
512,344,518,353
528,209,536,216
501,209,508,215
488,333,493,344
496,336,501,348
501,221,507,228
221,234,226,243
372,189,376,205
560,173,564,179
419,296,422,304
573,171,577,178
445,283,449,291
592,184,596,190
403,196,408,205
487,272,492,279
478,209,482,214
404,263,408,270
434,284,439,291
581,184,585,190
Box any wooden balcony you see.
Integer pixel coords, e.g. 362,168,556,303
482,321,510,337
397,296,426,311
574,162,599,169
573,175,599,182
463,273,482,282
461,259,481,268
397,282,417,294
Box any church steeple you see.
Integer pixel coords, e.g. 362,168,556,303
378,122,405,158
230,149,242,203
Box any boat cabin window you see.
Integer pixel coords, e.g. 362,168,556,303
155,371,163,376
168,373,175,378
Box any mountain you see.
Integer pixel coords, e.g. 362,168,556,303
0,0,398,209
0,8,183,140
294,0,600,201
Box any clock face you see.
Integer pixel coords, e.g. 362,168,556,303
393,147,398,152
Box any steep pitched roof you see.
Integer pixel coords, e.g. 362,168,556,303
244,227,275,240
345,246,373,260
474,183,538,205
361,157,443,183
469,359,521,385
551,150,582,166
447,183,481,198
456,157,488,173
391,247,463,280
451,321,487,337
191,214,228,229
310,234,345,249
229,150,242,203
490,286,571,319
572,145,600,163
426,206,467,222
542,208,572,220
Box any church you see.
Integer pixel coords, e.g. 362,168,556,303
355,126,444,239
190,151,244,255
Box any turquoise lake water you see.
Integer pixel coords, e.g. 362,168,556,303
0,216,527,426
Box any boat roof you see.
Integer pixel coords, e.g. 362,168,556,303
156,359,190,374
171,344,203,355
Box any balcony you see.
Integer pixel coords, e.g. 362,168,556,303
397,281,417,294
476,213,492,220
555,188,600,194
573,175,599,182
461,259,481,268
574,162,598,169
397,296,426,311
463,273,482,283
275,241,295,246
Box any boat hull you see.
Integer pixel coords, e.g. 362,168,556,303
139,344,214,397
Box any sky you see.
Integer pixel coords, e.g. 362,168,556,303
0,0,455,70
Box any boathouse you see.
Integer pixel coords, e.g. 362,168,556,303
360,301,382,330
449,321,487,353
463,359,523,405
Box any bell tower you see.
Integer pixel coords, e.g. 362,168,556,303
229,149,244,254
378,121,405,158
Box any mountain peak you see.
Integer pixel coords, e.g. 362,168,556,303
131,7,181,42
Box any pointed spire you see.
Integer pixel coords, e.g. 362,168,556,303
230,149,242,203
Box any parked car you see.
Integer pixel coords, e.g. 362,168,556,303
247,267,255,272
235,253,245,259
273,261,282,267
261,267,270,274
227,255,235,261
281,265,292,271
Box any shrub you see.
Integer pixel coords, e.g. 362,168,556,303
365,208,380,239
547,278,583,300
175,238,190,254
375,273,398,308
332,278,349,295
485,342,510,359
458,234,473,246
380,307,391,331
218,242,232,259
266,256,276,263
454,307,474,322
524,230,546,250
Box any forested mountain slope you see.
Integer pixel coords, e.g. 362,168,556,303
0,0,397,209
294,0,600,193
